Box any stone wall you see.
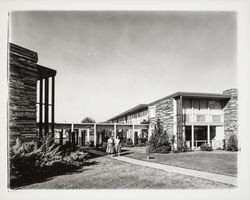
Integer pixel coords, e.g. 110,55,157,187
223,88,238,143
149,98,174,137
9,43,39,143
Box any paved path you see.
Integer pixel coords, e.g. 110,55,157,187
84,149,237,186
113,156,237,186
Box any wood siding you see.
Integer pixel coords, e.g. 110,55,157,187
9,43,38,141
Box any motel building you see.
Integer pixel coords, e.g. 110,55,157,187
9,43,238,151
107,89,238,150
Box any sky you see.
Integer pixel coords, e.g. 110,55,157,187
9,11,237,123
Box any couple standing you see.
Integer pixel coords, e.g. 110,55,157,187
106,136,121,157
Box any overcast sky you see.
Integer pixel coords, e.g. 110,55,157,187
10,11,237,123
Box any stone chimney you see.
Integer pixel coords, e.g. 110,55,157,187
223,88,238,143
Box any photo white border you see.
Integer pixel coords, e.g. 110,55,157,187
1,0,250,200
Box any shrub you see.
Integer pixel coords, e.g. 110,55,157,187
148,119,171,153
137,138,147,147
200,143,213,151
9,135,88,188
227,134,238,151
123,138,134,147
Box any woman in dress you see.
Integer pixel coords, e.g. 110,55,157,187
106,136,114,157
114,136,121,156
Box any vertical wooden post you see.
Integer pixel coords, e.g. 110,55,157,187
51,76,55,139
191,125,194,150
94,124,97,147
44,77,49,135
39,78,43,137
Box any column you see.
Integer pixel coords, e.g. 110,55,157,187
148,128,152,142
132,124,135,144
44,77,49,135
207,125,210,145
51,76,55,138
191,125,194,150
114,123,117,139
94,124,97,147
39,78,43,137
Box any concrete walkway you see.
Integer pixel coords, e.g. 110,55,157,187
113,156,237,186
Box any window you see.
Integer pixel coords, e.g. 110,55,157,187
209,100,222,110
149,106,156,118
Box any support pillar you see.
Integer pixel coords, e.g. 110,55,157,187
132,124,135,144
94,124,97,147
191,125,194,150
44,77,49,135
51,76,55,138
207,125,210,145
148,128,152,142
114,123,117,139
39,78,43,137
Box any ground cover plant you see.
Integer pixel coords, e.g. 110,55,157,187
9,135,87,188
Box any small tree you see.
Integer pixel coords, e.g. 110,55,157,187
81,117,95,123
148,118,171,153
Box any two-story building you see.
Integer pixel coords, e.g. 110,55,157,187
107,88,238,150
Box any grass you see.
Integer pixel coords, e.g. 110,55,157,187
17,153,234,189
123,147,238,177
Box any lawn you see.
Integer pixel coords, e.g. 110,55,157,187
17,153,234,189
123,147,238,177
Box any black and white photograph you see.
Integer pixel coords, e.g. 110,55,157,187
1,0,250,199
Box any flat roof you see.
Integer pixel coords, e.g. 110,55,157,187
148,91,231,105
107,104,148,121
106,90,232,121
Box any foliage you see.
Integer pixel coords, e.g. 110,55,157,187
148,118,171,153
81,117,95,123
200,143,213,151
137,138,147,147
9,135,88,188
227,134,238,151
123,138,134,147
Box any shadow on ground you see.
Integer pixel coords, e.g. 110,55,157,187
11,155,99,189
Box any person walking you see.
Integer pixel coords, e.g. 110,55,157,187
114,136,121,156
106,136,114,157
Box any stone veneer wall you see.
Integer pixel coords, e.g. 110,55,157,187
223,88,238,144
149,98,174,137
9,43,38,143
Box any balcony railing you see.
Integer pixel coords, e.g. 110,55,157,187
183,114,222,123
